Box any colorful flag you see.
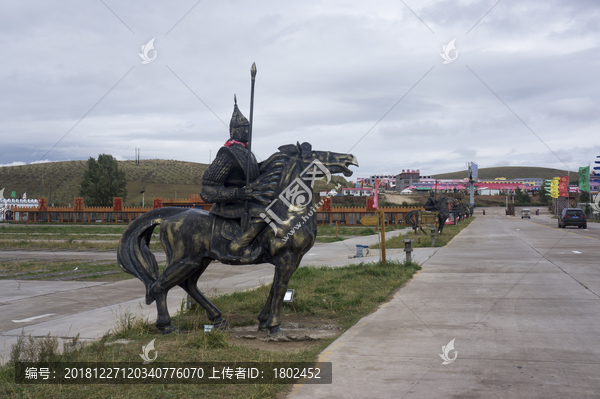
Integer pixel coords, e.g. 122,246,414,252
558,176,569,197
579,166,590,193
374,179,379,209
10,191,16,198
550,178,559,198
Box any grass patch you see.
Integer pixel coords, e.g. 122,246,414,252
0,233,123,240
0,225,131,235
110,306,155,339
372,216,475,249
0,225,162,251
317,224,404,237
315,236,346,243
190,259,421,330
0,239,162,251
0,259,421,398
0,222,406,251
0,260,134,282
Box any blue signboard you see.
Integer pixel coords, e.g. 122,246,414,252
469,162,479,180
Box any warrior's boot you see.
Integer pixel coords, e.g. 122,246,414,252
228,220,267,262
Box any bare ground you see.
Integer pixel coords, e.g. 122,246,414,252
227,315,342,353
381,193,427,205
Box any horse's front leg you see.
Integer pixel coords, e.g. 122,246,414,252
265,252,299,336
257,278,276,332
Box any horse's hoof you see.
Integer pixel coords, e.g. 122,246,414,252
213,318,230,331
268,326,281,335
158,325,180,335
267,328,288,340
258,323,269,332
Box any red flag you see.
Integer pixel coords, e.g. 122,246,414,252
374,179,379,209
558,176,569,197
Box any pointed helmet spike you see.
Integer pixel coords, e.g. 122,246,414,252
230,96,249,140
234,94,237,105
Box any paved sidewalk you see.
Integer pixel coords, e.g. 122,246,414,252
289,212,600,398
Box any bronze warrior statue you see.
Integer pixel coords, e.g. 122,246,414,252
117,98,358,336
200,97,267,261
424,190,437,211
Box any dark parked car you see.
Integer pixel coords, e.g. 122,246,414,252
558,208,587,229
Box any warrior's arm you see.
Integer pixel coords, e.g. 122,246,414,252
200,152,247,203
201,185,242,203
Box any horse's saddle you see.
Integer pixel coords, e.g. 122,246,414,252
210,216,262,265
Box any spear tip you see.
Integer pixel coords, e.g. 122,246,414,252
251,62,257,78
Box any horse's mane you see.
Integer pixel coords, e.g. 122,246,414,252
250,143,320,207
251,149,302,206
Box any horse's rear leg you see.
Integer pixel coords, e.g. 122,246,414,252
180,258,229,330
150,257,202,334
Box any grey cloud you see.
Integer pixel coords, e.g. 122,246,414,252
0,0,598,176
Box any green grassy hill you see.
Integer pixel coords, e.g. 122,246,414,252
0,159,352,207
0,159,208,207
432,166,578,181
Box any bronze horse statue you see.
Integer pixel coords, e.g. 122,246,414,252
452,201,471,222
404,196,450,235
117,143,357,336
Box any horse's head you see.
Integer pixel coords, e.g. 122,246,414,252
277,142,358,178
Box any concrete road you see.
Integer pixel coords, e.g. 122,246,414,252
0,227,418,364
290,208,600,399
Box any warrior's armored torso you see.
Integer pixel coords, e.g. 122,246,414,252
200,96,264,219
201,144,259,218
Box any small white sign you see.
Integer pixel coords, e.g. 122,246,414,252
283,289,294,302
204,325,214,333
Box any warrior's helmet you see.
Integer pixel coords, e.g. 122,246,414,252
230,95,250,142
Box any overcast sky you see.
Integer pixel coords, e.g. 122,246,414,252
1,0,599,179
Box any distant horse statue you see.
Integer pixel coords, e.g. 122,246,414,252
404,196,450,235
452,201,472,222
404,210,419,233
118,143,357,336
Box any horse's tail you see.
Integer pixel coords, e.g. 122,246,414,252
117,207,188,304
